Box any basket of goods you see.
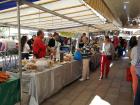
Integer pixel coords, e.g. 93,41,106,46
0,72,10,83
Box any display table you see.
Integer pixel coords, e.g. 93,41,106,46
22,60,82,105
0,76,20,105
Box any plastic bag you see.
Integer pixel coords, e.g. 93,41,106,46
74,51,82,61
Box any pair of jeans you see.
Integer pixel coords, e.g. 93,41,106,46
134,76,140,105
100,55,111,78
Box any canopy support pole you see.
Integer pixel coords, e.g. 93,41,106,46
0,0,15,4
9,26,10,38
16,0,22,105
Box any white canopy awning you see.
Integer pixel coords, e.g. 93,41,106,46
0,0,119,32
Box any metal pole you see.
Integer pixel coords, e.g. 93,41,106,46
0,0,15,4
17,0,22,104
86,26,89,37
9,26,10,38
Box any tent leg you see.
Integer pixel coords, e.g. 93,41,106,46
16,0,22,105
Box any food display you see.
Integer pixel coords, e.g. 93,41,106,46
22,59,29,66
0,72,10,83
47,60,54,68
24,63,37,70
36,59,49,70
22,58,56,71
64,53,72,61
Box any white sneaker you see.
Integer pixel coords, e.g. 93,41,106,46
79,78,85,81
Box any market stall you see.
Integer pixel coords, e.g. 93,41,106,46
0,0,116,105
21,60,82,105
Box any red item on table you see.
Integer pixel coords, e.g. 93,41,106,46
33,37,46,58
0,72,10,83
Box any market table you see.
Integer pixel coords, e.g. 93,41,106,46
0,76,20,105
62,60,82,86
22,60,82,105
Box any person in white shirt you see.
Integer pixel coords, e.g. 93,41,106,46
99,36,114,80
21,36,30,59
130,36,138,98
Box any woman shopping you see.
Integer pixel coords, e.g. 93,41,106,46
130,36,138,97
134,37,140,105
21,36,30,59
99,36,114,80
79,35,92,81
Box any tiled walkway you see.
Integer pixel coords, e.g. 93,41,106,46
41,58,133,105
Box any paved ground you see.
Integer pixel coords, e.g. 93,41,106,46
41,58,133,105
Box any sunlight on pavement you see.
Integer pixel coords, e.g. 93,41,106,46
89,95,111,105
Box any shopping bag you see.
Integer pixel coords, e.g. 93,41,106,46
126,67,132,82
74,51,82,61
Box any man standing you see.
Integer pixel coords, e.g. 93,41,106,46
33,30,46,58
48,33,56,59
27,35,36,51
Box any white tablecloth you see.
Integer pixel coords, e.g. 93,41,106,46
22,60,82,105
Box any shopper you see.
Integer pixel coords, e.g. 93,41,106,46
21,36,30,59
128,36,137,59
118,37,124,57
27,35,36,51
48,33,58,60
79,35,92,81
99,36,114,80
113,35,119,58
33,30,46,58
48,33,55,48
123,39,127,54
113,35,119,51
134,37,140,105
130,36,138,97
53,32,63,46
129,36,137,49
79,33,86,48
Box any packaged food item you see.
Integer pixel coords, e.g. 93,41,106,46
30,59,36,63
36,59,48,70
64,53,72,61
25,63,37,70
22,59,29,65
47,60,54,68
